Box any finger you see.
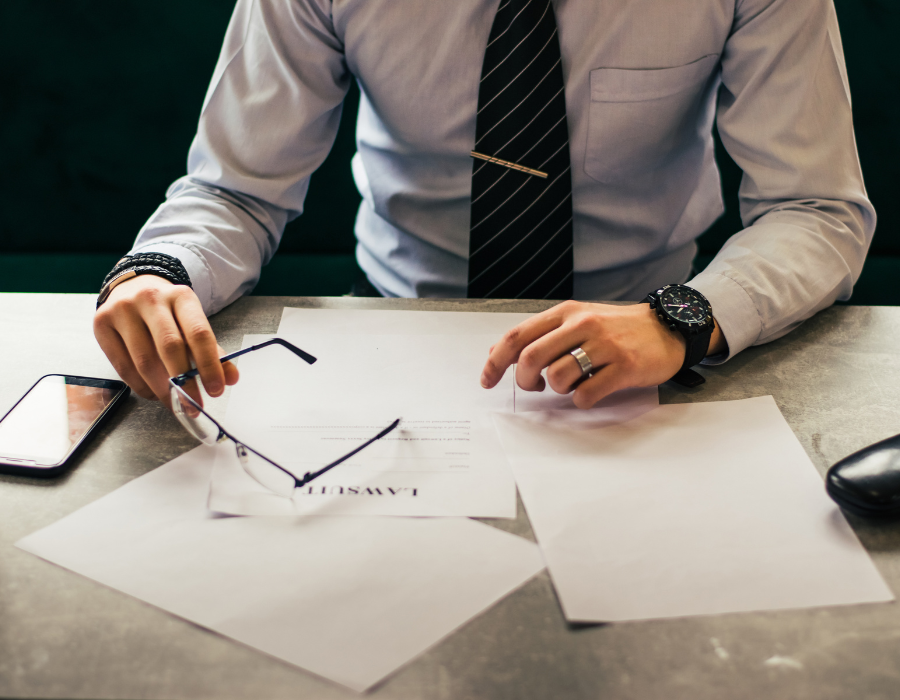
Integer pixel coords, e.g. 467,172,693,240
545,339,622,394
571,364,632,410
546,352,593,395
171,289,225,397
481,304,571,388
216,345,240,386
137,297,209,409
223,361,240,385
139,294,193,381
93,321,157,400
116,317,174,404
514,324,593,392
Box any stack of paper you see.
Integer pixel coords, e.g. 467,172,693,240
208,308,657,518
209,331,656,518
18,309,563,691
15,308,893,694
209,332,520,518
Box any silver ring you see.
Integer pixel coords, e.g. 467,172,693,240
570,347,593,378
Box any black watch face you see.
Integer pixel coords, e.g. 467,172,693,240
659,287,710,325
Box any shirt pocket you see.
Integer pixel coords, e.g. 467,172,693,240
583,54,720,184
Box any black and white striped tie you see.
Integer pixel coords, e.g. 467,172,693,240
467,0,574,300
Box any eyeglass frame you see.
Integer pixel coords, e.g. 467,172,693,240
168,337,400,491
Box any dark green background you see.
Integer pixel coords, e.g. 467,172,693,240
1,0,896,300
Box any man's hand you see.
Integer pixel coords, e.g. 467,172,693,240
93,275,238,408
481,300,725,409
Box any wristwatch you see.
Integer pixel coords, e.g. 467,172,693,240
644,284,715,387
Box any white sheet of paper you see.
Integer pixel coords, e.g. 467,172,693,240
209,329,657,517
16,446,545,693
278,307,535,336
492,396,893,623
209,333,517,517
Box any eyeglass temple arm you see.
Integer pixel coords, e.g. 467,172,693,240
296,418,401,488
174,338,317,382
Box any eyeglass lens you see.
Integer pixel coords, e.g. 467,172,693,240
235,444,296,497
170,384,220,445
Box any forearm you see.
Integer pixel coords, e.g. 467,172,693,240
691,199,871,359
692,0,874,361
128,0,352,316
130,176,290,316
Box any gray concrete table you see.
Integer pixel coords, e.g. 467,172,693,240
2,294,899,700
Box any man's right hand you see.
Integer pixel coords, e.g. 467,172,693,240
93,275,239,408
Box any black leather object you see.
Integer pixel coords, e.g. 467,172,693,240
826,433,900,518
101,253,191,290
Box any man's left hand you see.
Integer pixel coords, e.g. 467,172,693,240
480,300,725,409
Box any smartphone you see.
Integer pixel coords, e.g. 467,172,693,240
0,374,129,477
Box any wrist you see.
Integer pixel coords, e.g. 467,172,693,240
708,320,728,356
645,284,713,370
97,253,191,308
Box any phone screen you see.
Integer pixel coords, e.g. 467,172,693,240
0,376,124,467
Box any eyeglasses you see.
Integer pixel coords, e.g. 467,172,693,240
168,338,400,497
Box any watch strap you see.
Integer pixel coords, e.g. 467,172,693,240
670,368,706,388
680,324,713,373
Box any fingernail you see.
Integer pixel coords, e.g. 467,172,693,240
207,381,223,396
480,375,490,388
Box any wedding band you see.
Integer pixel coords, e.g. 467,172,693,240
570,347,593,378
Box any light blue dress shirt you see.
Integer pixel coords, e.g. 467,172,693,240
131,0,874,361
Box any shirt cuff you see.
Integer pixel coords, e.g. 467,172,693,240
128,241,214,316
688,270,761,365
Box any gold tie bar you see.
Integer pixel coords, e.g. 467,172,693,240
470,151,548,179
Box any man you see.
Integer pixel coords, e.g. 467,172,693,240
94,0,873,409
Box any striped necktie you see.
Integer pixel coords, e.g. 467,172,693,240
467,0,574,300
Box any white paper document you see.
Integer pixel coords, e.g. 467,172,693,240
16,446,545,693
278,307,535,337
492,396,894,623
209,328,658,518
209,332,519,517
